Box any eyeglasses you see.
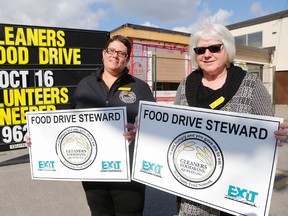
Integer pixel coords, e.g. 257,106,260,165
193,44,223,55
105,48,128,58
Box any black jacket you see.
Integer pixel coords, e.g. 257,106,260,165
72,66,155,123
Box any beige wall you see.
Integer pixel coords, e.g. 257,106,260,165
154,52,189,82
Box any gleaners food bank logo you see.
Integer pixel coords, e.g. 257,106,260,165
56,126,97,170
168,131,223,189
119,91,136,104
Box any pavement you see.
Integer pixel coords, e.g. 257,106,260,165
0,148,177,216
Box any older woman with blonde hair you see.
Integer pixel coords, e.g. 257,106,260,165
175,23,287,216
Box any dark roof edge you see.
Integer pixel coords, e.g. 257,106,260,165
111,23,191,36
227,10,288,30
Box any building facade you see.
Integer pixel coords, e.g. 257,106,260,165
227,10,288,105
111,10,288,105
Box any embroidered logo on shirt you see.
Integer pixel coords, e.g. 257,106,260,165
119,91,136,103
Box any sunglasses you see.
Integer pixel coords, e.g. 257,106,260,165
193,44,223,55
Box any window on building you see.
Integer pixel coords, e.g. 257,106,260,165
156,82,179,91
248,32,262,47
234,31,263,48
247,63,263,79
235,35,246,46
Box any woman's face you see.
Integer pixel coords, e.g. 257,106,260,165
102,40,129,75
195,39,228,76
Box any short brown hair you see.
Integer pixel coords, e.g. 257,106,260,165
105,35,132,58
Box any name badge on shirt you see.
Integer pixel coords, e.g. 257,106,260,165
209,96,225,109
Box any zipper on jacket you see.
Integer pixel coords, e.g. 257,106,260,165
102,67,128,107
105,82,118,107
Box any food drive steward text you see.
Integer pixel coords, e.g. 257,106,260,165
30,112,121,124
142,109,268,140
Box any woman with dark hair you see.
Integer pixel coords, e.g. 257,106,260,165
71,35,155,216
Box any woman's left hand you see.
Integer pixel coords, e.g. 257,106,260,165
274,122,288,146
123,116,138,144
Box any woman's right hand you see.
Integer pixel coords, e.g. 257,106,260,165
25,133,31,148
274,122,288,146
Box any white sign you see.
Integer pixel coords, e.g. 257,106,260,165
27,107,130,182
132,101,283,216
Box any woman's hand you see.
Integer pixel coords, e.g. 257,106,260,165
123,116,138,144
25,133,32,148
274,122,288,146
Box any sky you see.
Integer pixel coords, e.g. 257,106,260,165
0,0,287,33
